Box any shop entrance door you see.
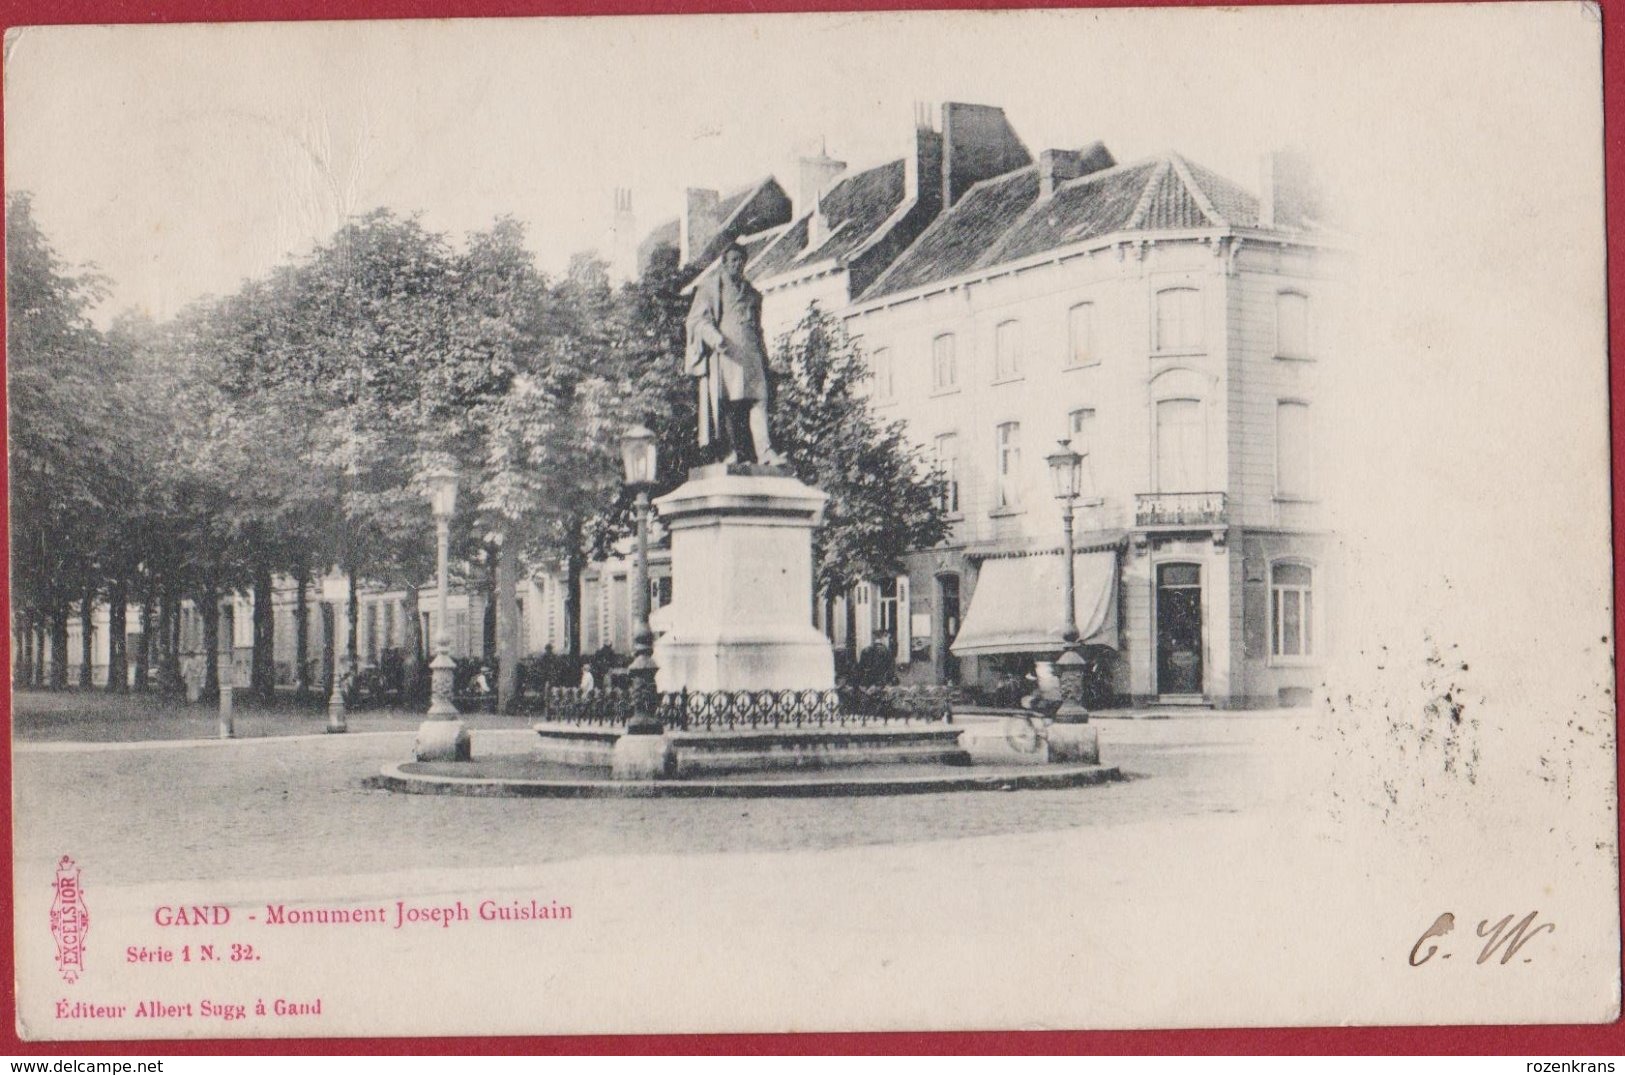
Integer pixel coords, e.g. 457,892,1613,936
1156,563,1203,697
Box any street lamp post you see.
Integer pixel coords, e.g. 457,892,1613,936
620,424,662,736
414,465,471,762
1045,438,1090,725
321,575,349,733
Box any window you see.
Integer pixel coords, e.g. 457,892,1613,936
932,333,957,391
872,347,894,401
935,433,961,515
994,320,1023,381
1068,407,1097,498
365,604,378,662
995,421,1022,509
384,603,396,649
1067,303,1096,367
1155,287,1203,353
1271,562,1315,659
1155,398,1205,493
1276,400,1314,498
1067,407,1096,453
1276,291,1310,359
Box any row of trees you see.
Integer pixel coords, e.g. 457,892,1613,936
8,192,949,710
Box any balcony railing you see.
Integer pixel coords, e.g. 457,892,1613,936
1135,491,1228,528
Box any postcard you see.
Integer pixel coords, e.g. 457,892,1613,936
5,2,1616,1041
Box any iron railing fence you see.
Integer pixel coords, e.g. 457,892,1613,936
530,685,959,730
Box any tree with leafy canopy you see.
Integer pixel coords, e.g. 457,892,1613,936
6,192,124,689
612,260,950,656
766,306,950,637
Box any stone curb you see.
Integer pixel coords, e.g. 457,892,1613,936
367,761,1123,798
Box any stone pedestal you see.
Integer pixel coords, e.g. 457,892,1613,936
1046,722,1100,764
414,720,471,762
611,733,675,780
653,465,835,692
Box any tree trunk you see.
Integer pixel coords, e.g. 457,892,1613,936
346,568,359,673
844,587,859,662
497,537,519,713
28,615,41,688
78,590,95,688
294,565,311,700
170,594,182,689
17,609,32,688
251,560,275,702
34,614,48,688
402,582,423,701
565,538,584,657
135,594,153,692
155,588,177,694
49,603,69,689
106,578,128,693
201,587,220,700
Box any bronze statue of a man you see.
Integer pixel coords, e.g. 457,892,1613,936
685,242,781,465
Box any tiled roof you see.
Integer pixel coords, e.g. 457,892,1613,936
637,177,792,274
985,159,1159,266
862,153,1267,301
750,159,909,282
749,216,811,280
738,226,786,264
862,167,1041,298
1177,156,1261,227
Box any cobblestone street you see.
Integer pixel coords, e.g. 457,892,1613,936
13,691,1308,888
13,692,1617,1037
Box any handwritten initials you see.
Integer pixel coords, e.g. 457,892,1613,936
1475,912,1555,965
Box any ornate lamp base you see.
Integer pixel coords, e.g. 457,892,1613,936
417,651,468,760
414,718,471,762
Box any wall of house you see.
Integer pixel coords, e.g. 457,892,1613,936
841,233,1335,706
846,238,1235,553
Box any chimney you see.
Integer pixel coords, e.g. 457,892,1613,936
1038,142,1116,198
607,188,637,282
798,143,847,249
905,104,945,220
1259,149,1321,231
1039,150,1084,198
681,188,723,266
939,102,1033,207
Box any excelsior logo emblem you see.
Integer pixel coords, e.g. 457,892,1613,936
50,855,89,984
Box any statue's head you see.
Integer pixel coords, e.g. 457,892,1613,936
720,242,747,280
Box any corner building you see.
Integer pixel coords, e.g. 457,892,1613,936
822,142,1341,708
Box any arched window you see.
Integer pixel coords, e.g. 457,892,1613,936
872,347,894,401
1271,562,1315,659
995,421,1022,509
1155,398,1205,493
935,433,961,515
932,333,957,390
1155,287,1203,353
994,320,1023,380
1067,302,1096,367
1275,291,1311,359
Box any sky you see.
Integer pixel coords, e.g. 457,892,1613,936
3,6,1373,323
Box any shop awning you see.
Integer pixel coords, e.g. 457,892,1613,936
951,550,1119,656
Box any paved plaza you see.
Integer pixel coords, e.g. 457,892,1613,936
14,690,1304,887
12,690,1616,1037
